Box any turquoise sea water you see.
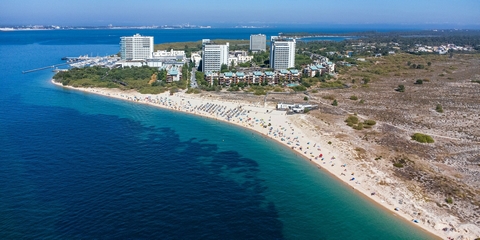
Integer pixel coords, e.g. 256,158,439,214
0,29,435,239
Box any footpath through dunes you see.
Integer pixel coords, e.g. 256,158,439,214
51,79,448,239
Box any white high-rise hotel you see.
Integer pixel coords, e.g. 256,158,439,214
250,34,266,52
120,34,154,60
270,37,296,70
201,39,229,72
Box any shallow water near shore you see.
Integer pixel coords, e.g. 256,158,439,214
0,29,436,239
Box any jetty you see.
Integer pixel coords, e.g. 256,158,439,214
22,55,118,74
22,62,73,74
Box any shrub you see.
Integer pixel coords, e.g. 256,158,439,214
396,85,405,92
227,86,240,91
436,104,444,113
392,156,411,168
393,162,404,168
301,81,311,88
359,99,365,104
445,197,453,204
320,81,344,88
291,85,307,92
364,120,376,126
322,95,335,100
253,89,266,95
186,88,201,94
345,115,359,124
411,133,434,143
353,123,364,130
169,87,178,95
415,79,423,84
304,96,309,101
332,99,338,106
350,95,358,100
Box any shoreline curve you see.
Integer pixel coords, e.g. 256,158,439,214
51,79,442,239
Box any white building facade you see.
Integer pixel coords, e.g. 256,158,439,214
120,34,154,60
202,39,229,72
151,49,186,64
270,37,296,70
250,34,266,52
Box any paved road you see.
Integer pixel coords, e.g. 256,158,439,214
190,68,198,88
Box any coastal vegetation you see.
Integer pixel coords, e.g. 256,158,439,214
53,65,187,94
411,133,435,143
345,115,376,130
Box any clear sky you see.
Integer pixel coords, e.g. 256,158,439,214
1,0,479,28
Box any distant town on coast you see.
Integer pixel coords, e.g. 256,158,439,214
52,28,480,96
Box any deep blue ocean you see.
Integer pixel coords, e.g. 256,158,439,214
0,28,435,239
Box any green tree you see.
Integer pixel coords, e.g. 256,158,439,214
332,99,338,106
181,64,189,81
220,63,228,72
396,85,405,92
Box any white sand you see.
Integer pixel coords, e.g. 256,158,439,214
51,80,456,239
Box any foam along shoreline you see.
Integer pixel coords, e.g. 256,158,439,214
51,80,443,239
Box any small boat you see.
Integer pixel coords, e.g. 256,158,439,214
394,207,399,211
413,219,418,223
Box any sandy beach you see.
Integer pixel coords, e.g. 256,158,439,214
52,80,465,239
